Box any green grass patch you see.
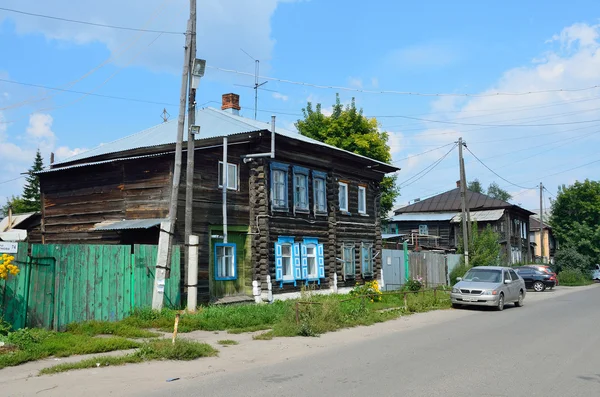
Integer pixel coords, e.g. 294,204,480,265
253,331,274,340
0,328,140,369
558,269,594,286
66,321,159,339
39,339,217,375
217,339,239,346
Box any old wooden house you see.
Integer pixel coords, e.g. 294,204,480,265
38,94,398,302
384,182,534,263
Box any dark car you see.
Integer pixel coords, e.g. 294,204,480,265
514,267,556,292
524,264,558,287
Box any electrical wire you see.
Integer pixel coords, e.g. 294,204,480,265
0,175,25,185
0,6,184,35
392,143,456,164
464,146,537,190
399,144,457,188
207,65,600,98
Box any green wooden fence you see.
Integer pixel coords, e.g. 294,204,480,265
0,243,181,330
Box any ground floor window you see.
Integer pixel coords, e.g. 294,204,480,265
361,242,374,277
275,236,325,286
215,243,237,280
342,243,355,279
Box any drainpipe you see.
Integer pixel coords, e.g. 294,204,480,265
223,137,228,243
242,115,276,162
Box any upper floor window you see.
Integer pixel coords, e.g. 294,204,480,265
313,171,327,214
293,166,309,212
358,186,367,214
339,182,348,212
271,162,289,210
218,162,238,190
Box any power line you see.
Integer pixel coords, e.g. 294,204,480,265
0,78,178,107
464,146,537,190
0,175,25,185
0,7,184,35
399,144,457,188
207,65,600,98
392,143,455,164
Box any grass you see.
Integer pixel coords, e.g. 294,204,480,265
39,339,218,375
66,320,159,339
0,328,141,369
217,339,239,346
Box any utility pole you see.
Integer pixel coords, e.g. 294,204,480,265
458,137,469,267
152,0,194,310
539,182,545,263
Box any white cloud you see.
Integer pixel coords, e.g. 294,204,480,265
348,77,363,89
272,92,288,101
550,23,600,49
54,146,88,161
26,113,55,141
0,0,303,75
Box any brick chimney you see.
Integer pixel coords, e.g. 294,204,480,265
221,93,241,116
456,180,461,188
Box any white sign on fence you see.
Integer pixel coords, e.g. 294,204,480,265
0,242,18,254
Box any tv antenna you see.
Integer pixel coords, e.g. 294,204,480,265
238,49,268,120
160,108,170,123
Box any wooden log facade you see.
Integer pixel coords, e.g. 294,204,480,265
39,129,397,303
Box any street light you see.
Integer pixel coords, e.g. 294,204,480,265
191,58,206,89
190,125,201,135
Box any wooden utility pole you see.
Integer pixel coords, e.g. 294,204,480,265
458,137,469,267
152,0,194,310
539,182,545,263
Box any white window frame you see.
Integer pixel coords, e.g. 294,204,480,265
215,243,236,280
358,186,367,215
339,182,349,212
306,243,318,279
218,161,238,190
281,243,294,281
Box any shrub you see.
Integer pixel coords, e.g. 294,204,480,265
403,276,423,292
558,268,593,286
450,263,470,285
0,317,11,336
554,247,592,274
349,280,382,302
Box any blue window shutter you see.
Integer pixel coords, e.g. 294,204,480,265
275,243,283,281
301,244,308,279
293,243,301,280
317,243,325,278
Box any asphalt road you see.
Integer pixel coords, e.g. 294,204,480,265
152,286,600,397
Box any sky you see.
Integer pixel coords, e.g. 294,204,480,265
1,0,600,214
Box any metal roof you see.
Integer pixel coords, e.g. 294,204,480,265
91,218,167,231
382,233,407,240
53,107,398,171
451,209,505,223
0,212,39,232
389,212,458,222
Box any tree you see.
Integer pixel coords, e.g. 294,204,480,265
451,222,502,283
1,150,44,217
467,179,483,193
549,179,600,265
553,247,591,274
295,95,399,218
486,182,512,201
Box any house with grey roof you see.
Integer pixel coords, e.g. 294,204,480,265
38,94,399,302
384,182,534,263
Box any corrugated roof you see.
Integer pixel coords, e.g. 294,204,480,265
451,209,505,223
91,218,167,231
390,212,458,222
394,188,533,215
0,212,38,232
382,233,407,239
529,217,551,230
38,151,171,174
53,107,398,171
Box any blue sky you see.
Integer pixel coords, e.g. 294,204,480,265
1,0,600,213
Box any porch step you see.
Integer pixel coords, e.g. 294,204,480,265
212,295,255,305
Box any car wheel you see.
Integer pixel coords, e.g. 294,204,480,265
451,303,462,309
514,291,524,307
496,293,505,311
533,281,546,292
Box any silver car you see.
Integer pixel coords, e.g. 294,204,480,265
450,266,526,311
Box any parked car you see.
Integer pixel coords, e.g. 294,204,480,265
451,266,526,311
514,267,556,292
525,264,558,286
592,264,600,281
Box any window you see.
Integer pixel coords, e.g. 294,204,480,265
271,162,289,210
419,225,429,235
215,243,236,280
343,244,355,279
218,162,238,190
361,242,373,277
503,270,511,283
293,166,309,211
306,244,317,278
339,182,348,212
509,270,519,280
358,186,366,214
275,236,298,285
281,244,293,280
302,238,325,282
313,171,327,214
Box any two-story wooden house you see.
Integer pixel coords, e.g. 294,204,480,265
384,183,534,263
38,94,399,302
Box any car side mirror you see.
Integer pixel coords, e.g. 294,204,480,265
504,279,512,284
456,277,462,282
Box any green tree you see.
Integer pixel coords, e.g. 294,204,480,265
553,247,591,274
468,179,483,193
1,196,29,217
486,182,512,201
1,150,44,217
457,222,502,267
549,179,600,265
295,95,399,218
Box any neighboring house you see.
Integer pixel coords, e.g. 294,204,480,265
384,182,534,263
529,216,555,264
0,212,41,242
37,94,399,302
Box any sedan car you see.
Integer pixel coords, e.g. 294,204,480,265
525,264,558,287
514,267,556,292
451,266,526,311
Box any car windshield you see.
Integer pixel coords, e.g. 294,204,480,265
462,268,502,283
